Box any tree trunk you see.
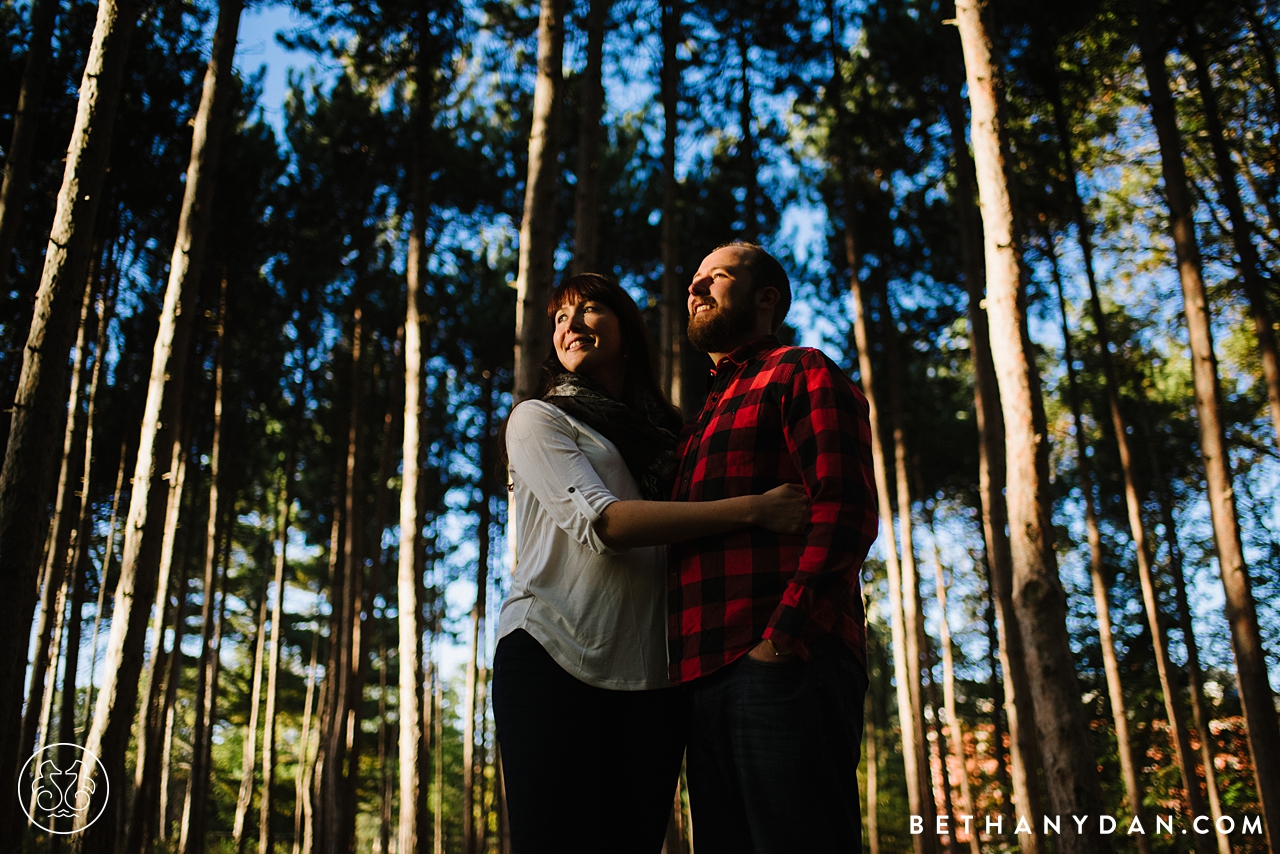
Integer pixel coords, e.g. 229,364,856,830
359,332,400,854
181,329,232,854
399,200,429,854
62,276,117,751
1138,398,1231,854
83,445,128,738
180,532,229,854
1185,24,1280,454
923,635,960,854
1135,5,1280,845
513,0,569,403
923,501,980,854
75,3,242,843
127,417,192,854
294,623,321,854
1045,239,1152,854
259,334,307,854
0,0,137,810
19,276,94,797
149,536,193,849
658,0,685,409
378,629,392,854
433,614,445,854
939,57,1044,846
982,567,1012,825
571,0,609,275
463,372,495,854
865,654,879,854
825,21,932,845
953,2,1109,850
233,586,270,853
883,295,935,841
847,255,932,854
1046,61,1215,843
0,0,59,274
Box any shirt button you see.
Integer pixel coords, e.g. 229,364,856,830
567,487,576,493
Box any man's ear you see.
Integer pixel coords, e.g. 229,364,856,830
754,286,781,313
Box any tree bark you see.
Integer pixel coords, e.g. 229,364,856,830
923,501,980,854
463,372,496,854
180,530,229,854
182,319,232,854
0,0,59,273
399,195,429,854
571,0,609,275
233,586,270,853
62,276,117,752
1044,239,1153,854
75,3,242,843
259,331,307,854
513,0,569,403
83,445,128,739
1140,404,1232,854
1135,5,1280,845
953,2,1110,850
433,613,445,854
825,20,932,846
1047,58,1218,843
294,624,321,854
127,415,192,854
0,0,137,806
19,275,94,799
939,56,1044,846
156,555,193,847
1185,24,1280,454
883,295,935,841
658,0,685,410
865,647,880,854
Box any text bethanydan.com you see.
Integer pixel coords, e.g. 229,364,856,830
911,813,1263,837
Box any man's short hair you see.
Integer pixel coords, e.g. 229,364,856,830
714,241,792,333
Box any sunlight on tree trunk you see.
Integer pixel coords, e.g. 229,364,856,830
513,0,568,403
1135,5,1280,845
953,3,1110,851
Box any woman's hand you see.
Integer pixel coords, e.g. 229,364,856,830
752,483,809,535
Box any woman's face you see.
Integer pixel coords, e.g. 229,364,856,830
553,298,625,385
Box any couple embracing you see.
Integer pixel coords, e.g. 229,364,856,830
491,242,879,854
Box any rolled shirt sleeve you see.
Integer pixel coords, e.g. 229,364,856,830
507,401,622,556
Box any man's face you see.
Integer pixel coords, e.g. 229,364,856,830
687,246,758,354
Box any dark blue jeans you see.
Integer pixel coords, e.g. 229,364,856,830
492,629,685,854
685,637,868,854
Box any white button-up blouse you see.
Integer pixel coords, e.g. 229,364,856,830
496,399,669,690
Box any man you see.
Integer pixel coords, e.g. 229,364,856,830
668,241,879,853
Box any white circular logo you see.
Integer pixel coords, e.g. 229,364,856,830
18,743,109,835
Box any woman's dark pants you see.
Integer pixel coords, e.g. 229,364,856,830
684,636,869,854
492,629,685,854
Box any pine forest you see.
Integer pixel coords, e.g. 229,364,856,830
0,0,1278,852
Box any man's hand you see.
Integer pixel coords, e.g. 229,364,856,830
747,638,798,663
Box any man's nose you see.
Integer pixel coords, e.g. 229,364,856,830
689,274,708,295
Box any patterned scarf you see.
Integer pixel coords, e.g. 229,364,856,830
543,372,679,501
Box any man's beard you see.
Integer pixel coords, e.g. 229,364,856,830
687,297,756,353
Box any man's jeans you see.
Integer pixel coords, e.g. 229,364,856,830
685,636,868,854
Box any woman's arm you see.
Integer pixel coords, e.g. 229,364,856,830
593,483,808,550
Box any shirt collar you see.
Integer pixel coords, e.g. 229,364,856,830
712,335,781,374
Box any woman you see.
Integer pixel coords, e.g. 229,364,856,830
492,273,807,854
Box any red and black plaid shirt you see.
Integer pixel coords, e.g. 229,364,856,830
667,336,879,684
